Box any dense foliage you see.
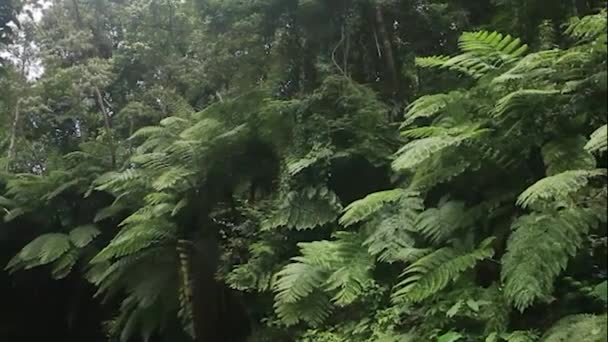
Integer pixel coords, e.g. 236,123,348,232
0,0,606,341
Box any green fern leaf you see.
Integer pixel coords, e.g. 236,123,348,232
415,199,473,244
392,128,486,172
459,31,528,61
542,314,607,342
403,92,463,126
363,194,425,262
501,209,599,311
565,10,607,42
340,189,413,227
152,167,193,191
493,89,560,118
585,125,607,154
517,169,606,210
6,233,72,273
542,137,596,176
69,225,101,248
264,187,342,230
51,249,79,279
392,237,495,303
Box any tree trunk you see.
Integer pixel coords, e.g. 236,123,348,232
374,2,399,95
94,86,116,168
7,98,21,168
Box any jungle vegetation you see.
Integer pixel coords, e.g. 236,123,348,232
0,0,606,341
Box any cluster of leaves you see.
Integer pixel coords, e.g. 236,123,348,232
0,1,606,342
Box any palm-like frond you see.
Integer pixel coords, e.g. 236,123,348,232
458,31,528,63
69,225,101,248
273,233,373,325
585,125,607,154
565,10,607,42
517,169,606,210
263,186,342,230
402,92,464,126
7,233,71,268
541,137,596,176
486,331,539,342
392,128,486,172
501,209,599,311
492,89,560,118
541,314,607,342
392,237,495,303
339,189,414,227
362,194,425,263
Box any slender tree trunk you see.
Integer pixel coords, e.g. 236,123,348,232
374,2,399,94
94,86,116,168
7,99,21,167
71,0,83,28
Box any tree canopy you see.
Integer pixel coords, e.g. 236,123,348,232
0,0,606,341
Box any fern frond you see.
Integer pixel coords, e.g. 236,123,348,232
339,189,413,227
585,125,607,154
263,186,342,230
493,89,560,118
438,331,463,342
51,249,79,279
6,233,72,273
417,53,491,79
362,194,425,263
492,50,561,84
517,169,606,210
286,144,333,176
486,331,539,342
92,221,176,262
402,92,464,126
501,209,599,311
542,314,607,342
565,10,607,42
392,128,486,172
392,237,495,303
69,225,101,248
415,55,451,68
415,199,472,244
324,232,374,306
459,31,528,62
152,167,193,191
273,233,373,325
129,126,167,140
542,137,596,176
274,290,333,327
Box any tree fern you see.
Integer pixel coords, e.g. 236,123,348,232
501,209,599,311
458,31,528,63
273,233,373,325
286,144,334,176
541,137,596,176
541,314,607,342
91,220,176,262
416,31,529,79
392,237,496,303
585,125,607,154
69,225,101,248
6,233,72,273
516,169,606,210
392,128,486,172
565,10,608,42
415,199,473,245
339,189,414,227
402,92,464,126
362,196,426,263
486,331,539,342
492,89,560,118
263,186,342,230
